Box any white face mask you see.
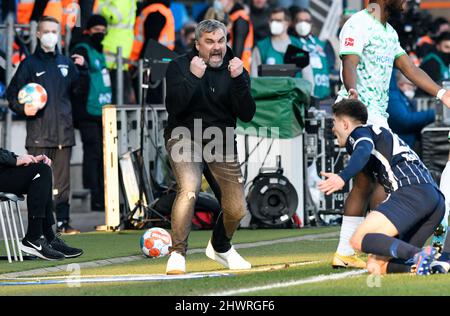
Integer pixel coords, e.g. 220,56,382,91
40,32,58,50
295,21,311,37
270,21,285,36
403,89,415,100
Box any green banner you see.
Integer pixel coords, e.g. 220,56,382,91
237,77,311,139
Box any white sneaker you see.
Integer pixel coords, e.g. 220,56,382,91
205,240,251,270
166,251,186,275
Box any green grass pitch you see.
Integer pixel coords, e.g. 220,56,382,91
0,227,449,296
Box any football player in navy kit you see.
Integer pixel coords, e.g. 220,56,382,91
319,99,445,275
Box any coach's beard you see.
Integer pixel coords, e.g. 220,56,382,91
207,50,223,68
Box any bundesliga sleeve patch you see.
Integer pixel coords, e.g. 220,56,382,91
349,136,355,146
344,38,355,47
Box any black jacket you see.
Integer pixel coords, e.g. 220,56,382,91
6,45,87,148
0,148,17,168
417,50,448,97
71,35,99,127
164,46,256,141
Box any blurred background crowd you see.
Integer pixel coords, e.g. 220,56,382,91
0,0,448,107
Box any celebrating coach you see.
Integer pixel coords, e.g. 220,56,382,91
164,19,256,274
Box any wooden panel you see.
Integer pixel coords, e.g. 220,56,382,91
101,105,121,230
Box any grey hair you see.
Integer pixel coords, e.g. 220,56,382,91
195,19,227,40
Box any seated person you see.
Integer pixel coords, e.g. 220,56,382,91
387,70,435,150
319,99,445,275
0,149,83,260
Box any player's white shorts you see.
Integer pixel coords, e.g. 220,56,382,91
367,113,390,130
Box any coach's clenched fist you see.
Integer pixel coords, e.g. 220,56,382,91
190,56,207,78
228,57,243,78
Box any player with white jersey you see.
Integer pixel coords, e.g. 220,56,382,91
332,0,450,269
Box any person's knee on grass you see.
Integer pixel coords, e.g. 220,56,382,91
349,232,364,253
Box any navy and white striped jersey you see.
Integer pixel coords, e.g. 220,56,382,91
343,124,436,193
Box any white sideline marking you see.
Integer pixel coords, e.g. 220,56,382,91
207,270,367,296
0,231,339,278
0,272,231,286
0,261,320,284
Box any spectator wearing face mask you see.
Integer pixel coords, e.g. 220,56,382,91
71,14,112,212
292,8,331,100
416,17,449,59
387,70,435,150
417,32,450,97
250,7,314,86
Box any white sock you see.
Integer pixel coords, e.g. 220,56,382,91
440,161,450,227
336,216,365,256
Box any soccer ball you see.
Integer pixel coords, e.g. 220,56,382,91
18,83,47,110
140,227,172,258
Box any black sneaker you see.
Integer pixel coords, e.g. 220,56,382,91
57,222,80,235
21,236,65,261
50,235,84,258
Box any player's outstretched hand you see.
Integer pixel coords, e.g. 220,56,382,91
16,154,38,166
318,172,345,195
442,90,450,109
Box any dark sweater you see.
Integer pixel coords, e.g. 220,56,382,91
164,46,256,144
0,148,17,168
